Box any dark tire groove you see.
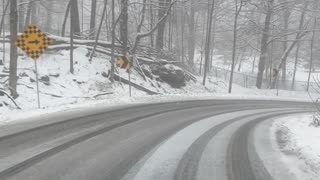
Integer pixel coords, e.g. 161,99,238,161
174,110,285,180
0,102,250,179
226,111,307,180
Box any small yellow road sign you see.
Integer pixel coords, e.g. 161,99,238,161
16,25,52,60
117,54,133,71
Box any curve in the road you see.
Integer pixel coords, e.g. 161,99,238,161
0,100,313,180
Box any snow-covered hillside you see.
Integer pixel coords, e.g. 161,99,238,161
1,45,319,116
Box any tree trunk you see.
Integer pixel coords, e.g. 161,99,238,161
89,0,97,39
45,0,53,33
70,0,81,38
256,0,274,89
130,1,176,54
228,0,242,93
203,0,215,85
281,3,290,82
89,0,108,62
0,0,9,34
30,0,37,24
109,0,115,82
188,1,195,66
271,32,308,89
156,0,171,50
25,0,33,27
291,2,307,90
120,0,128,52
18,0,25,32
9,0,18,98
180,6,185,63
168,11,173,50
70,0,75,74
307,18,317,91
61,2,71,37
149,3,154,48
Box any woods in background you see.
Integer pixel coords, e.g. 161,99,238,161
1,0,320,97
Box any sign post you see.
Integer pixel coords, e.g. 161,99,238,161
117,53,134,97
128,71,132,97
16,25,52,108
34,60,40,108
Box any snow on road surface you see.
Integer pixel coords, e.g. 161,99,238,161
0,94,312,126
272,114,320,180
128,109,287,180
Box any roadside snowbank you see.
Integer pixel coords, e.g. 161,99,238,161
272,114,320,180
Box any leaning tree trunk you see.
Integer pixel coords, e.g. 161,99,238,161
307,19,317,91
89,0,108,62
9,0,18,98
291,2,307,90
271,32,309,89
256,0,274,89
61,2,71,37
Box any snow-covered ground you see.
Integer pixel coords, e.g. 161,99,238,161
194,51,320,82
272,114,320,180
1,44,320,124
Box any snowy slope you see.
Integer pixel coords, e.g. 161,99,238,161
1,44,319,117
272,114,320,180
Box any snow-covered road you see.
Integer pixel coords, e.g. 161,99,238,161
0,99,314,180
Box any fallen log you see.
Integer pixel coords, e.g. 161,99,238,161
114,74,160,95
0,89,21,109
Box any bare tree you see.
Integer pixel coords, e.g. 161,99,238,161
228,0,244,93
131,0,176,54
61,1,71,37
291,1,308,90
280,0,291,82
203,0,215,85
307,18,316,92
187,1,195,66
156,0,171,51
256,0,274,89
0,0,9,34
9,0,19,98
89,0,97,39
109,0,116,82
70,0,81,38
120,0,128,52
89,0,108,62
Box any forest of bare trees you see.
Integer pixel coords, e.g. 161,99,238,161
1,0,320,97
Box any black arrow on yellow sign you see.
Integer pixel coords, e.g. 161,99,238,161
28,40,40,45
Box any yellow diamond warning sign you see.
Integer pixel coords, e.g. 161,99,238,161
16,25,52,60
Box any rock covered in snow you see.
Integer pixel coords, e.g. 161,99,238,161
149,64,186,88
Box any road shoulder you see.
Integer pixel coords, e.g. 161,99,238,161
270,114,320,180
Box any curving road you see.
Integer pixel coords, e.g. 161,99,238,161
0,99,314,180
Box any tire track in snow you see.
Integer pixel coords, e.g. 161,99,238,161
130,109,297,180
